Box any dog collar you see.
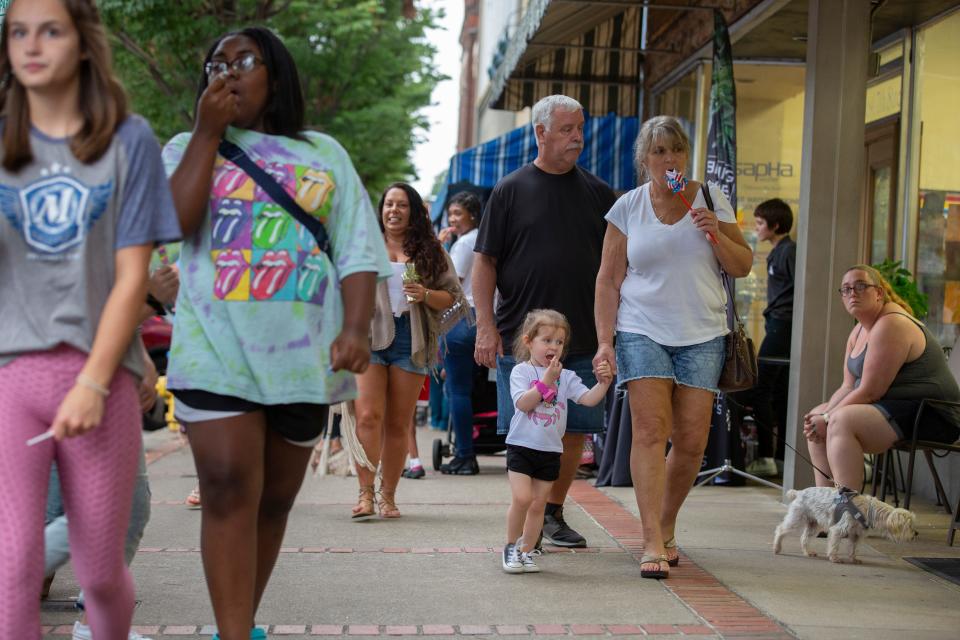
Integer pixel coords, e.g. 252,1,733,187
833,486,869,529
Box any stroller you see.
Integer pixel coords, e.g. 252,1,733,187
431,362,505,470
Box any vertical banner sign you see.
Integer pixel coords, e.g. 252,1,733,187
702,10,742,485
705,9,737,211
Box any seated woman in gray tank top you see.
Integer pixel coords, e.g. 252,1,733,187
802,264,960,490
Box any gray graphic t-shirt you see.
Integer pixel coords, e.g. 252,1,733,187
0,116,181,378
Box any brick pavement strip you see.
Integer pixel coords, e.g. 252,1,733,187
568,481,792,640
532,623,566,635
311,624,344,635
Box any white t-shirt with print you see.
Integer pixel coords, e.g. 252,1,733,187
448,228,477,307
506,362,591,453
604,182,736,346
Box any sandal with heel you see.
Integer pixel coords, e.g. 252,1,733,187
377,487,401,518
664,536,680,567
639,553,670,579
352,485,375,519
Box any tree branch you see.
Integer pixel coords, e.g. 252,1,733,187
112,30,193,125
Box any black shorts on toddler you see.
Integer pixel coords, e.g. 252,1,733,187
506,444,561,481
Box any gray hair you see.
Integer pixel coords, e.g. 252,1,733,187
531,95,583,132
634,115,691,181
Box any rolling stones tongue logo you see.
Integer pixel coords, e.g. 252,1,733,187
214,249,249,299
252,206,290,248
251,250,295,300
212,198,249,245
212,166,251,198
296,169,334,214
297,253,329,303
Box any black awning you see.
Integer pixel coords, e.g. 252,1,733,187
486,0,642,116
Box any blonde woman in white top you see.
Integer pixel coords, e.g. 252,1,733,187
593,116,752,579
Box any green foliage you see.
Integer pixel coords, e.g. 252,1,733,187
872,258,929,320
99,0,445,196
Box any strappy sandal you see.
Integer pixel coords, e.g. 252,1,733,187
377,487,402,518
352,485,375,519
186,487,201,508
639,554,669,579
664,536,680,567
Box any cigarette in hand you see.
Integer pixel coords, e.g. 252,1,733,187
27,431,55,447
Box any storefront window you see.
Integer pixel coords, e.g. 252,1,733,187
730,63,805,342
913,9,960,347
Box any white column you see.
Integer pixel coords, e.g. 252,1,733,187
784,0,872,493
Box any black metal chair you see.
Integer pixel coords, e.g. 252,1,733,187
871,399,960,545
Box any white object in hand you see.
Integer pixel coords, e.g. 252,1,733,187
27,431,55,447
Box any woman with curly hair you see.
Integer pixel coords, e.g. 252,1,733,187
353,183,468,518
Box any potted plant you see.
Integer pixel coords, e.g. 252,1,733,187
872,258,929,320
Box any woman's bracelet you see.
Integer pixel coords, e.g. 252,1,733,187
76,374,110,397
424,289,430,304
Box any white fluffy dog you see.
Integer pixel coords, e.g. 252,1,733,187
773,487,917,564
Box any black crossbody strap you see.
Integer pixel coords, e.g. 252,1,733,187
218,139,331,257
701,182,737,331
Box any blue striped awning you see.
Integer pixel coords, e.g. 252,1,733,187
433,114,638,221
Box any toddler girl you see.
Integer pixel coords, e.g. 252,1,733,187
502,309,612,573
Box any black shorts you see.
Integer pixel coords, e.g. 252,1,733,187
172,389,328,446
874,399,960,444
506,444,562,481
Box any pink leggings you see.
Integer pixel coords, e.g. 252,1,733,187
0,346,141,638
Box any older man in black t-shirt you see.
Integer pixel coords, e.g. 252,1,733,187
473,95,616,548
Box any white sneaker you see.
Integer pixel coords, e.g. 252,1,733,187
746,457,778,477
72,621,153,640
501,542,523,573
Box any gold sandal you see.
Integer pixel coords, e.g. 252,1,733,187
639,553,669,579
377,487,401,518
352,485,375,519
664,536,680,567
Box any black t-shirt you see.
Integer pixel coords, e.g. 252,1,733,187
764,237,795,320
474,163,616,355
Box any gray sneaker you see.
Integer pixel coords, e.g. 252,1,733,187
502,542,523,573
543,506,586,547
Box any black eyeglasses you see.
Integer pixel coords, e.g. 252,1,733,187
204,53,263,79
838,282,879,297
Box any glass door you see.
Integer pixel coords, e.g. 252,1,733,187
863,117,899,263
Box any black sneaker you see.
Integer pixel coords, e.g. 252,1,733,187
542,506,586,547
440,456,479,475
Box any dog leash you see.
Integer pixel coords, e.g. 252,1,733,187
721,394,838,485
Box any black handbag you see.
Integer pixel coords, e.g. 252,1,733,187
699,183,758,393
218,139,332,258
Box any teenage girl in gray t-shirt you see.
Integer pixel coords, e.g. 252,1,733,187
0,0,180,636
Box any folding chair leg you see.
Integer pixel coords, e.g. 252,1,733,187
922,449,953,513
948,492,960,547
904,446,918,511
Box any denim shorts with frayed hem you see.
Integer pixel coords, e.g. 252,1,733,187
369,313,429,376
615,331,725,393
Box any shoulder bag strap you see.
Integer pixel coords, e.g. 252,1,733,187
701,182,739,331
218,139,331,258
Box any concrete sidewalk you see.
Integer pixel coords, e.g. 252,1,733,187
40,426,960,639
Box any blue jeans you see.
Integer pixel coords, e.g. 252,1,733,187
429,367,448,430
45,441,152,606
442,316,477,457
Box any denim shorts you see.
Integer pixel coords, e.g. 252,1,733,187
615,331,725,393
369,313,429,376
496,353,604,435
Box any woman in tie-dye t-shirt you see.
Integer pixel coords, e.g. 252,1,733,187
161,26,389,639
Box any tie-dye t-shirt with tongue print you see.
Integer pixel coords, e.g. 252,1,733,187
162,126,391,405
